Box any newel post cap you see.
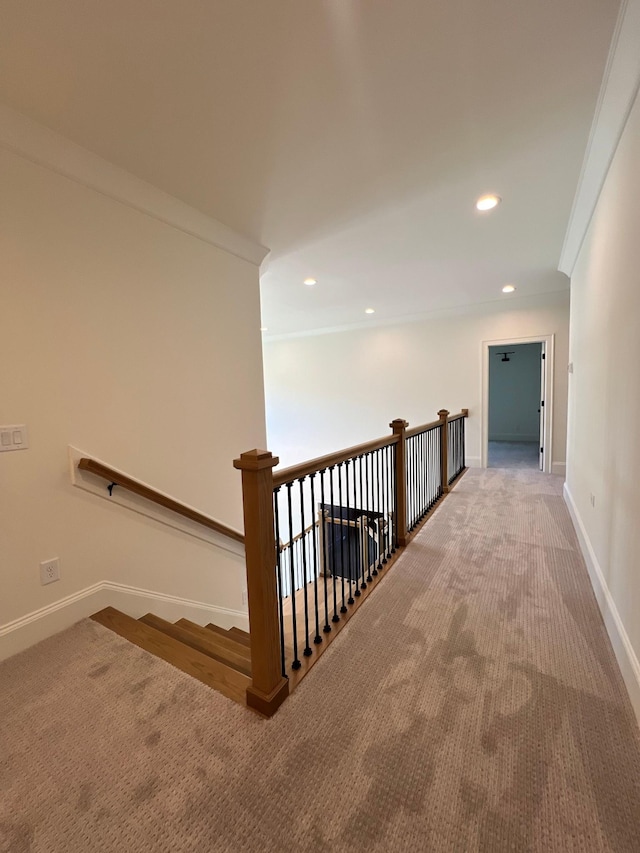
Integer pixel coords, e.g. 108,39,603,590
437,409,450,420
390,418,409,432
233,449,280,471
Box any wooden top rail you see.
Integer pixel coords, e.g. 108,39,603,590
279,519,319,551
405,416,444,438
78,457,245,545
272,434,400,488
447,409,469,422
405,408,468,437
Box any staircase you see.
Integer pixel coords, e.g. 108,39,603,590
91,607,252,707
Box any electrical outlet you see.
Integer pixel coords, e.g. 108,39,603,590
40,558,60,585
241,589,248,607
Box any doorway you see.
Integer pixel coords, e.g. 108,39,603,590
481,335,554,473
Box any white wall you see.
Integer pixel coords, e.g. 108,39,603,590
263,291,569,471
0,139,267,656
488,342,542,442
565,87,640,718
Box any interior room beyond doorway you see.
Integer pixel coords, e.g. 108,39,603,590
488,342,543,470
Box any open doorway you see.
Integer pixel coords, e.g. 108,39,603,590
487,343,543,469
481,334,554,473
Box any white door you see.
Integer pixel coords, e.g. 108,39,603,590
539,342,546,471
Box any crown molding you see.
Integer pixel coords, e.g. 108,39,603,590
559,0,640,277
0,102,269,267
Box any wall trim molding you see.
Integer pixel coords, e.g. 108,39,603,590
0,102,269,267
563,483,640,724
559,0,640,276
551,461,566,477
0,581,249,662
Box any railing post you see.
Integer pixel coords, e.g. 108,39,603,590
390,419,409,547
233,449,289,716
438,409,450,494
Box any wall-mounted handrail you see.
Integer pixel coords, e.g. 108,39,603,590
78,457,245,545
273,435,399,488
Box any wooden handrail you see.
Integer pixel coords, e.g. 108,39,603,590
273,434,400,488
280,519,319,551
447,408,469,422
405,416,444,438
405,408,468,437
78,457,245,545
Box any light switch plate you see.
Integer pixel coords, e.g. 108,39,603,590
0,425,29,452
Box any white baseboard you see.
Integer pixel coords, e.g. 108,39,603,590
466,456,482,468
0,582,249,662
552,461,566,476
563,483,640,724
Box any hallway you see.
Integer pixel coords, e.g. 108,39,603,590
2,469,639,852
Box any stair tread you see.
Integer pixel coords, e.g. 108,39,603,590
226,627,251,647
204,623,252,652
174,619,251,669
141,615,251,677
91,607,250,704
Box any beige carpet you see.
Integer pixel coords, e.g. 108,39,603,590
2,469,640,852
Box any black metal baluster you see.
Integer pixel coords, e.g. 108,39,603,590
286,482,301,670
309,473,322,645
299,479,312,657
386,442,393,559
358,455,367,590
345,460,355,604
329,466,339,622
409,435,415,530
366,452,375,580
429,427,435,508
350,457,361,598
391,441,398,553
416,432,425,521
319,469,331,634
381,444,388,564
274,487,287,677
337,463,348,613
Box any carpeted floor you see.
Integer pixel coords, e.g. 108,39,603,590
2,469,640,852
488,440,540,469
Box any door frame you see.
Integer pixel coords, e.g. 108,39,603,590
481,334,555,473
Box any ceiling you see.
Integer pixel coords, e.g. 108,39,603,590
0,0,620,336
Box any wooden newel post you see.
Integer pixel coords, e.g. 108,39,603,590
390,419,409,547
438,409,450,494
233,449,289,716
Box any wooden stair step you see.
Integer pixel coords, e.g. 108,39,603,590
140,614,252,678
226,626,251,647
174,619,252,674
179,619,251,656
91,607,250,705
204,622,244,644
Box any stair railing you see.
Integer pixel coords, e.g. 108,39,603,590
234,408,468,716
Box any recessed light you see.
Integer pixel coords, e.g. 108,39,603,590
303,278,317,286
502,284,516,293
365,308,375,314
476,194,501,211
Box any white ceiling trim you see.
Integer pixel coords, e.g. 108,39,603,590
263,289,570,343
0,102,269,267
559,0,640,277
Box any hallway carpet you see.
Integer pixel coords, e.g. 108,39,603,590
2,469,640,852
488,440,539,469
